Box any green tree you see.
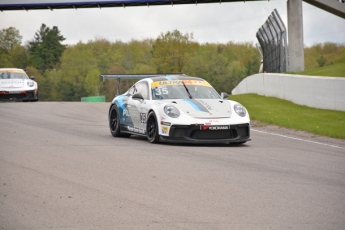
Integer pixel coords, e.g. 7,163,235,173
28,24,66,71
304,42,345,69
0,27,22,51
123,39,153,71
317,55,327,67
0,27,23,68
60,42,97,84
84,69,102,96
9,45,29,69
54,80,76,101
87,37,112,73
0,49,12,67
151,30,196,73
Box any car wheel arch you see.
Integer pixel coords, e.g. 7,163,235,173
146,110,160,143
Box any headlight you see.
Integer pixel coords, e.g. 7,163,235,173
164,105,180,118
27,81,34,87
234,103,247,117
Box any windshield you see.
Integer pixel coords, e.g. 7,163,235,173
151,80,220,100
0,70,29,80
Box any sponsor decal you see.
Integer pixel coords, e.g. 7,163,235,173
127,126,146,134
162,126,169,135
140,113,146,124
123,109,139,118
0,81,23,85
151,80,212,88
159,80,193,85
200,125,230,131
0,69,25,73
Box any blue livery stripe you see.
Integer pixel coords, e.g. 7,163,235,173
183,99,209,112
117,95,126,110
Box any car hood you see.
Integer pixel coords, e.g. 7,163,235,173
169,98,232,118
0,79,26,88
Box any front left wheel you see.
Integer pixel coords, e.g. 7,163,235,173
146,111,159,143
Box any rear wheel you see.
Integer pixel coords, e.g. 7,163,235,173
109,106,121,137
109,106,130,137
146,111,159,143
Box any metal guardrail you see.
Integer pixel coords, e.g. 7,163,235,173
99,73,185,96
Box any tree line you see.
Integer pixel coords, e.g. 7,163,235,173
1,25,344,101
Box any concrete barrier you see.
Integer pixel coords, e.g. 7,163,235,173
231,73,345,111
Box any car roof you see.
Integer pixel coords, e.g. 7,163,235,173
149,75,204,82
0,68,24,71
0,68,27,73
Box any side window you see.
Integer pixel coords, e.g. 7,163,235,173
135,81,149,100
127,84,137,96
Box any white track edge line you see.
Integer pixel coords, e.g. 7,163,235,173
251,128,345,150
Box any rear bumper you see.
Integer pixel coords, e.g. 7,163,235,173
159,123,251,144
0,90,38,101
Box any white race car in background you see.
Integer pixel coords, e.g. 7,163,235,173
0,68,38,102
102,74,250,144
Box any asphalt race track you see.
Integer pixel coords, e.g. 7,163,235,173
1,102,345,230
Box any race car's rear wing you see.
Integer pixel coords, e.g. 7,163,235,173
99,73,185,95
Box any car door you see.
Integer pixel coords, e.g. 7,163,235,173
119,84,137,132
127,81,150,135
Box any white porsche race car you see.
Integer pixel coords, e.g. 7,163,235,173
0,68,38,102
101,74,250,144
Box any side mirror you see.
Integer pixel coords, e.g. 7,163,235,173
132,93,144,100
220,92,229,100
30,76,35,80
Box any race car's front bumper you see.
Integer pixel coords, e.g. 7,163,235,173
159,123,250,144
0,89,38,101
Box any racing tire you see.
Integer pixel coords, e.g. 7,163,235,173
146,111,159,143
109,106,130,137
31,94,38,102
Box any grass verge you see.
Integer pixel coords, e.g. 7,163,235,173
286,62,345,77
229,94,345,139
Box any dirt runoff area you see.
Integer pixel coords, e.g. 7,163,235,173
250,120,345,149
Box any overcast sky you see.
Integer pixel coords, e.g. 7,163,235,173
0,1,344,47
